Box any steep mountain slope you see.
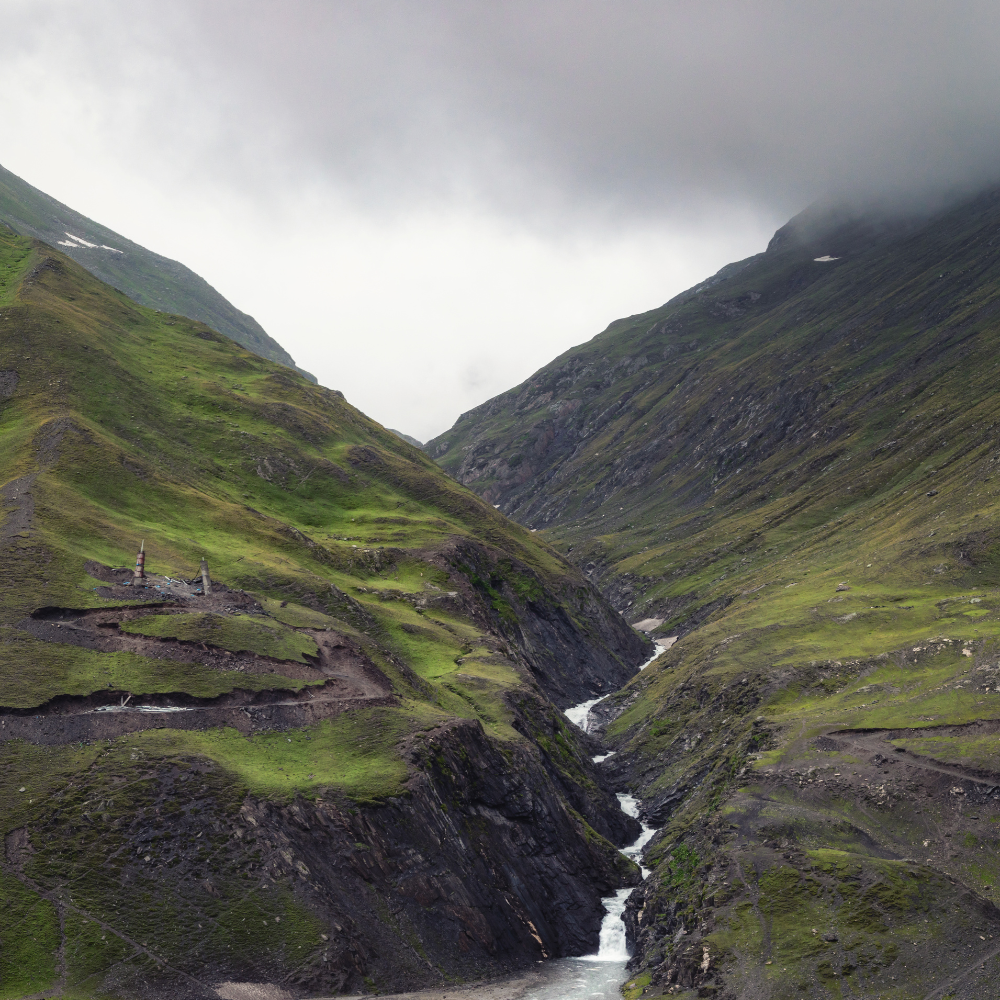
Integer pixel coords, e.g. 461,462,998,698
0,162,315,380
428,192,1000,997
0,226,648,997
428,194,1000,606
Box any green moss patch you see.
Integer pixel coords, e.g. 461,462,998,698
138,706,421,803
261,598,339,630
120,612,319,663
0,870,60,998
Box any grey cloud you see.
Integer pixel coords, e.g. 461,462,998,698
15,0,1000,226
50,0,1000,223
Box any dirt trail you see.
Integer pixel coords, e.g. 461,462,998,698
832,724,1000,997
4,578,397,742
834,729,1000,788
726,719,1000,997
837,728,1000,788
23,604,384,685
0,686,396,744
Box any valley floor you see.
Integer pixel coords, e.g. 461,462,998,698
331,971,539,1000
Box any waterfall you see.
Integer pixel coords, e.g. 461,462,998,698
564,697,602,732
582,793,656,961
564,642,668,734
519,654,668,999
565,683,659,962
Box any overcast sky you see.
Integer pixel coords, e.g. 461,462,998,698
6,2,1000,440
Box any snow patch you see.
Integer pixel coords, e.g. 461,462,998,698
65,232,97,248
632,617,664,632
58,232,123,254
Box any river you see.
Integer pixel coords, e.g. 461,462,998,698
516,644,665,999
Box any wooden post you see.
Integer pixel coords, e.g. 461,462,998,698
134,540,145,579
200,558,212,595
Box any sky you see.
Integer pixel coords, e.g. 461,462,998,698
6,2,1000,440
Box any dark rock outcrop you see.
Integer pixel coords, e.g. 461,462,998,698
435,537,650,708
14,706,640,998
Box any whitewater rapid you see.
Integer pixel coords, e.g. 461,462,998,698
584,793,657,961
564,642,667,735
513,642,668,1000
516,793,657,1000
563,641,666,961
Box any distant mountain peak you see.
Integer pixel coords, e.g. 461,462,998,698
0,161,315,382
387,428,424,448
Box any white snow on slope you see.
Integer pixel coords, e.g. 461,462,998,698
57,232,123,254
65,232,97,247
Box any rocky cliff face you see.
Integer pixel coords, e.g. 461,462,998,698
432,537,649,708
7,699,639,998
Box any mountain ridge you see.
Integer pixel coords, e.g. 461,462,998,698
426,189,1000,576
0,161,316,381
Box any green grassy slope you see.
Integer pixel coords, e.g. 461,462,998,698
0,162,314,380
428,191,1000,997
0,228,645,995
